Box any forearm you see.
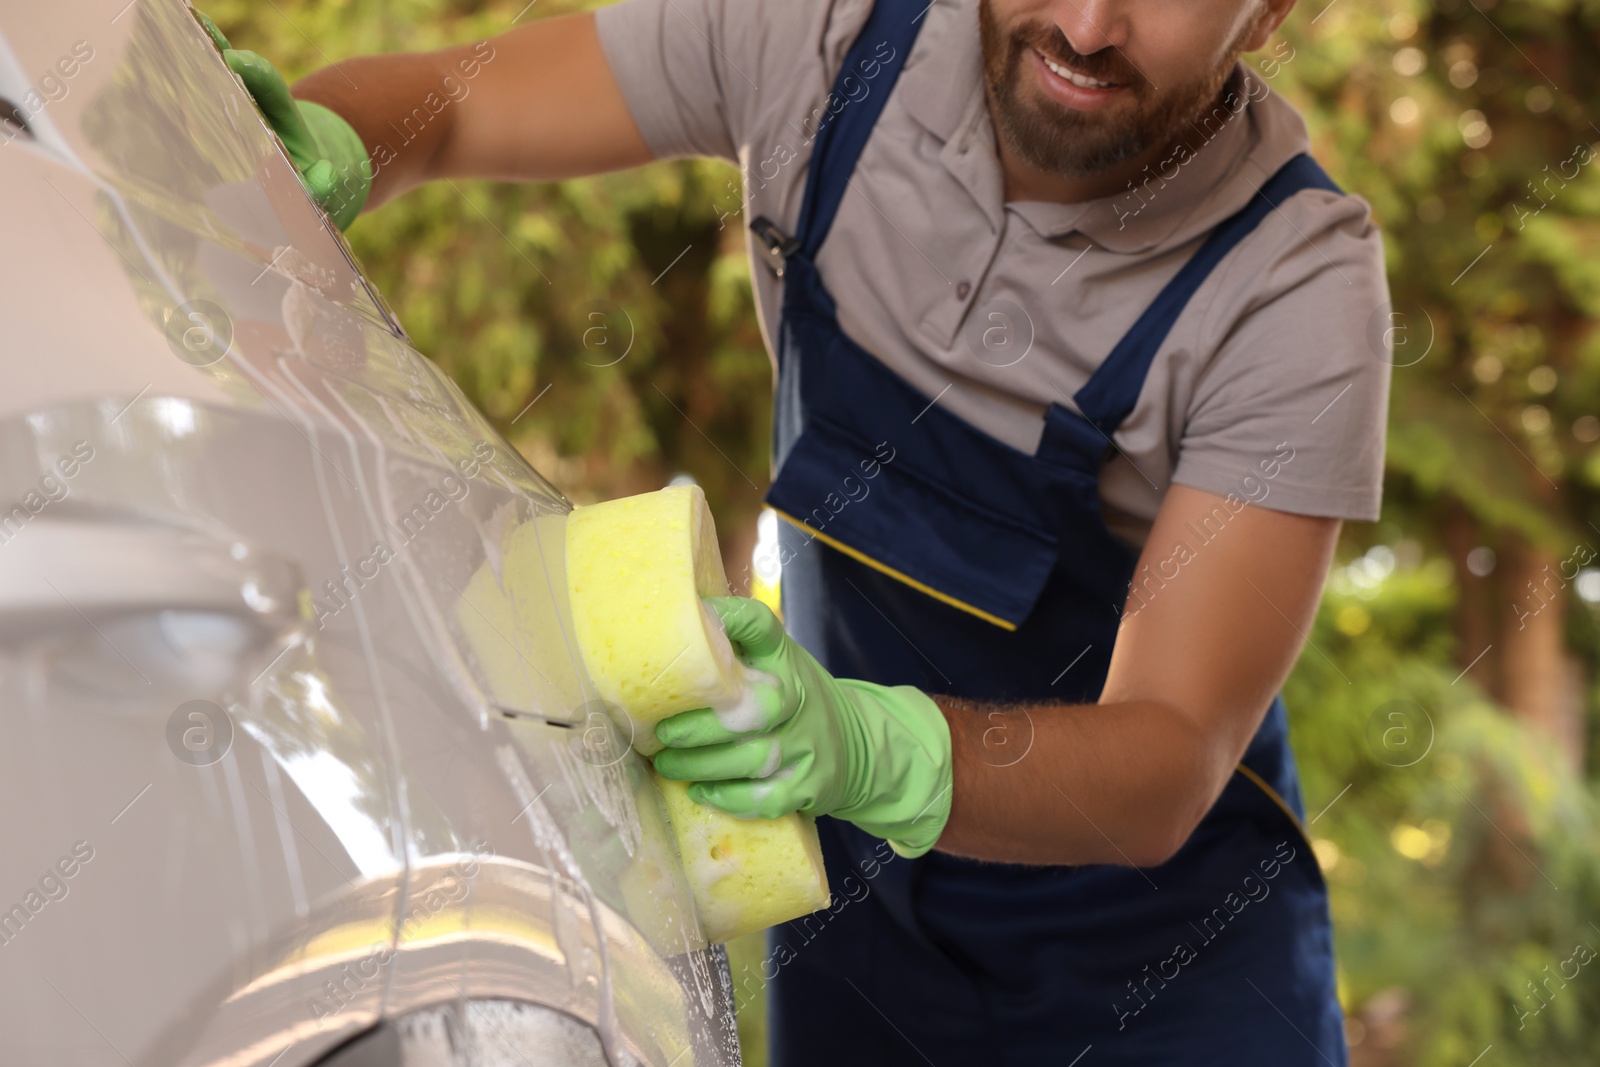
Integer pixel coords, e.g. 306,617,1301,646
291,13,651,210
932,696,1236,867
291,47,462,208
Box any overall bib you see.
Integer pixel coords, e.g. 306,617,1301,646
753,1,1346,1063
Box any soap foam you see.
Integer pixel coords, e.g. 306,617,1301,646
746,764,796,806
754,739,783,779
709,665,779,736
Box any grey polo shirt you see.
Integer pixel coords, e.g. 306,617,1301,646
595,0,1392,550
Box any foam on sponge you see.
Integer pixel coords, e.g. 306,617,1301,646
566,484,831,942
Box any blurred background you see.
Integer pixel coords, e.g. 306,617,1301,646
205,1,1600,1063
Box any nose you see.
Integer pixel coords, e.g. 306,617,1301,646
1051,0,1130,55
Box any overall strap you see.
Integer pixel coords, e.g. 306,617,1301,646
1071,153,1344,436
791,0,929,258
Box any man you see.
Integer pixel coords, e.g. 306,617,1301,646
207,0,1390,1060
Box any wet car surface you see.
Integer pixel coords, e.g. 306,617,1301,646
0,2,741,1064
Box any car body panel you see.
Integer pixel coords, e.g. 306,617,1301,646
0,2,739,1064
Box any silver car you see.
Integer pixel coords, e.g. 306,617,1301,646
0,1,742,1064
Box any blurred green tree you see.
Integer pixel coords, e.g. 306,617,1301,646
1272,3,1600,1062
203,0,774,578
1273,0,1600,748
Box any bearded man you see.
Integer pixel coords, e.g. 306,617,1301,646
216,0,1389,1061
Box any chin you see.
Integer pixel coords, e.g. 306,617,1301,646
1000,98,1145,179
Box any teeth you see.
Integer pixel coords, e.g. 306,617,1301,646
1040,53,1116,90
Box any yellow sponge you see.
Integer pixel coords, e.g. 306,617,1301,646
566,484,743,756
653,776,830,943
566,484,831,942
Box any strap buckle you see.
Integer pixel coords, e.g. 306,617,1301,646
750,216,799,278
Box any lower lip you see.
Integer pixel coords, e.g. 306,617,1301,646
1030,49,1126,111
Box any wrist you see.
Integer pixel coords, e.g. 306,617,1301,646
834,680,953,856
887,685,953,856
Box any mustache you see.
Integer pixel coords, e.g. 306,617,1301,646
1011,23,1140,87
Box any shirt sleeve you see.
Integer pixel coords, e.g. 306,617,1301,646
1170,191,1393,522
594,0,834,163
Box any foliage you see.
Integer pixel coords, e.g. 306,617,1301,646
1267,3,1600,1060
1274,0,1600,554
206,0,772,551
1293,547,1600,1062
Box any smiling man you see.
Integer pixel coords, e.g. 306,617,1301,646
224,0,1392,1061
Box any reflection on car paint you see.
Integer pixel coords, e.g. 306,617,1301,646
0,0,742,1063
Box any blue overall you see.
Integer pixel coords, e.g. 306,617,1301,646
753,1,1347,1063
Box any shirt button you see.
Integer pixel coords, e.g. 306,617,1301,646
956,280,971,299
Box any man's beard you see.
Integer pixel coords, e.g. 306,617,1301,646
978,0,1251,180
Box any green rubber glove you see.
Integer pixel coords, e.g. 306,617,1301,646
196,11,371,230
652,596,953,858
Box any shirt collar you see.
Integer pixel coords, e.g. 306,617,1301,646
898,1,1313,255
898,0,981,142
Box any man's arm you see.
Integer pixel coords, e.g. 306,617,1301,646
932,484,1341,867
650,483,1342,865
290,12,652,209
